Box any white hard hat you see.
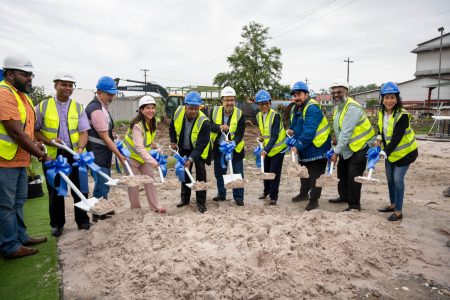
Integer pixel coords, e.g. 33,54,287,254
53,69,76,83
221,86,236,98
3,53,34,72
330,81,349,90
139,95,156,108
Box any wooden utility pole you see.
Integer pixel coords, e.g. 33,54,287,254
141,68,150,95
344,57,353,83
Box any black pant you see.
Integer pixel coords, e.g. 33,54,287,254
180,149,207,206
263,152,285,201
337,146,368,209
299,158,327,201
43,149,90,227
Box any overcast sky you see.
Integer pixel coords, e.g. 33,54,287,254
1,0,449,95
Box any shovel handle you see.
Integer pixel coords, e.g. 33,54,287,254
367,168,374,179
260,155,265,173
184,167,196,184
328,161,335,175
158,166,165,183
123,160,134,176
291,151,297,163
97,170,115,182
228,159,234,175
51,139,76,155
58,171,90,206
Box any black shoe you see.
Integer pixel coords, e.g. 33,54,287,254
106,211,115,216
258,194,268,200
176,200,190,208
92,214,112,222
387,213,402,221
329,197,348,204
235,199,244,206
343,207,361,212
51,227,63,237
197,203,207,213
292,193,309,202
269,199,277,205
77,223,91,230
305,199,318,211
378,205,395,213
213,196,226,202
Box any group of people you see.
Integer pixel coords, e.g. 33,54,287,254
0,52,421,260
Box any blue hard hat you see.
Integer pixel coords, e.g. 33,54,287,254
184,91,203,106
96,76,118,94
291,81,309,94
380,82,400,96
255,89,271,103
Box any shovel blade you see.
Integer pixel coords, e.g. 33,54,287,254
354,176,380,184
74,198,100,212
223,174,243,185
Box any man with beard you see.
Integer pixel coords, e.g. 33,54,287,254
329,82,375,211
0,54,51,259
210,86,245,206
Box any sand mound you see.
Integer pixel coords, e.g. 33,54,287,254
60,209,416,299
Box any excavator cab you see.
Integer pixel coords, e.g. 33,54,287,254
166,93,185,118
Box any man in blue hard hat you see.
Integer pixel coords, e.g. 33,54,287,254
169,91,211,213
85,76,126,221
287,81,331,211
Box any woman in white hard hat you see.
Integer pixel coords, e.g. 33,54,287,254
124,96,166,213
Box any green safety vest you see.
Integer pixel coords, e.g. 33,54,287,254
123,121,156,164
0,80,35,160
173,106,210,160
334,97,375,152
210,106,245,152
256,108,287,157
302,99,330,148
377,109,417,162
39,97,82,159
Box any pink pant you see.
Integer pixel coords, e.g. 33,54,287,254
127,158,160,211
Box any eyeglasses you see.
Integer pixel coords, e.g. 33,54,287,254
14,70,35,79
331,91,344,95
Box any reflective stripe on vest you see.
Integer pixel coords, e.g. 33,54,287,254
0,80,35,160
210,106,245,153
334,97,375,152
173,106,211,159
40,97,82,158
123,121,156,164
377,109,417,162
256,108,287,157
302,99,330,148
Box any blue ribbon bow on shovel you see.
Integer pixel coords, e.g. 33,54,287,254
253,145,263,168
149,150,168,177
366,146,381,170
173,152,187,182
219,140,235,169
72,151,100,193
115,140,131,174
285,136,297,148
45,155,72,197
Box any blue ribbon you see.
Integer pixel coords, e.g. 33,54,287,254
173,153,187,182
326,148,335,173
285,136,297,148
366,146,381,170
44,155,72,197
73,151,100,193
253,145,262,168
150,150,168,177
115,140,131,174
219,141,235,169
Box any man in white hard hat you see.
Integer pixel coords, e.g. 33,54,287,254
209,86,246,206
329,82,375,211
0,53,51,259
35,70,92,237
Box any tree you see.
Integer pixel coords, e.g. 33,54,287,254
213,22,282,101
29,86,48,106
349,83,379,94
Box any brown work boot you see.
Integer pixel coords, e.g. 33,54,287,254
3,246,38,259
22,237,47,246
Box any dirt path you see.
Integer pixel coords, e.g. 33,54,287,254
57,131,450,299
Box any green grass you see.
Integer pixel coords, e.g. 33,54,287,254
0,164,60,300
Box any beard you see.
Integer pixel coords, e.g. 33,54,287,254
15,80,32,94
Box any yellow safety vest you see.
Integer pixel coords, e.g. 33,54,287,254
39,97,82,159
256,108,287,157
210,106,245,152
377,109,417,163
173,106,210,160
123,121,156,164
302,99,330,148
0,80,35,160
334,97,375,152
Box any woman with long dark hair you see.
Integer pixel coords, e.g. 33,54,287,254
124,95,166,213
375,82,417,221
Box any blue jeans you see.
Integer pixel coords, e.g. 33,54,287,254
213,155,244,201
92,167,111,199
385,160,410,212
0,167,30,255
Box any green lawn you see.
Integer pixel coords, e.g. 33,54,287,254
0,179,60,299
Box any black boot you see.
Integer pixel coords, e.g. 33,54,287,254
292,193,309,202
305,199,318,211
197,203,207,213
328,197,348,203
176,200,190,207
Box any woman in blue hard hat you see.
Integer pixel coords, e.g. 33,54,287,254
124,95,166,213
375,82,418,221
255,89,287,205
